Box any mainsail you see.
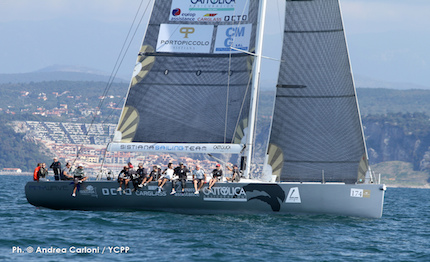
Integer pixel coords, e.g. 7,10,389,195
109,0,260,154
267,0,368,184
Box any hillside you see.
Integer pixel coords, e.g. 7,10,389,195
0,116,52,172
0,65,129,84
0,81,128,122
1,80,430,185
356,88,430,116
372,161,430,188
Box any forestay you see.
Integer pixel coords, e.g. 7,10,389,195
110,0,260,154
267,0,368,184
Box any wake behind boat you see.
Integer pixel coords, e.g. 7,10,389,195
25,0,386,218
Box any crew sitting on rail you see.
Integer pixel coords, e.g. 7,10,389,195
192,165,206,194
131,163,146,191
117,166,130,191
171,162,190,195
139,165,160,187
157,163,174,193
226,164,241,183
208,164,223,190
71,164,88,197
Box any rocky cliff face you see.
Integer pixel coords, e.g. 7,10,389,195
363,114,430,172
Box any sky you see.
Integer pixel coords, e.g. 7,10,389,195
0,0,429,88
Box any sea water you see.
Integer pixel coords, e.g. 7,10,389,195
1,175,429,261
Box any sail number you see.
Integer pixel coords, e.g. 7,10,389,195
350,188,363,198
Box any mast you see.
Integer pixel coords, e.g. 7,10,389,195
244,0,267,178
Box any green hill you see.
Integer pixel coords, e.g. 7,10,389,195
0,117,51,172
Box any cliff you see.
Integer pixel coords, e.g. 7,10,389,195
363,113,430,174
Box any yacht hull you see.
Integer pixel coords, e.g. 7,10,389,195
25,181,385,218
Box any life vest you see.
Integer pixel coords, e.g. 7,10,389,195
33,166,41,181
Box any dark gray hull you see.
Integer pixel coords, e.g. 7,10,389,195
25,181,385,218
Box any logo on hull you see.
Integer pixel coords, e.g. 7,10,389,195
203,186,247,202
285,187,301,203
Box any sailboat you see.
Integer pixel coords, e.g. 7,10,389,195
26,0,386,218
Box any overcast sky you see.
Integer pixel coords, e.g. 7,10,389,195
1,0,429,88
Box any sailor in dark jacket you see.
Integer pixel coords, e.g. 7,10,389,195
171,162,190,194
50,157,61,181
208,164,223,190
131,163,147,191
139,165,161,187
117,166,130,192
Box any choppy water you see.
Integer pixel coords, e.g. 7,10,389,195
1,175,429,261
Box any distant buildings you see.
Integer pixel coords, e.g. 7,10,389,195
12,121,227,176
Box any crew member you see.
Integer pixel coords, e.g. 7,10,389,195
33,163,41,182
208,164,223,190
158,163,174,193
117,166,130,191
50,157,61,181
38,163,49,181
139,165,160,187
71,164,88,197
226,165,241,182
193,165,206,194
60,162,73,180
171,162,190,194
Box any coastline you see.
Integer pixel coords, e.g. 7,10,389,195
386,184,430,189
0,172,31,176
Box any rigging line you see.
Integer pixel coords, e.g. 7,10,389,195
229,47,282,61
251,74,261,164
276,0,283,37
223,0,248,143
224,49,232,143
98,1,153,170
102,2,142,98
225,0,251,143
73,0,150,166
230,61,253,144
97,0,147,116
224,0,250,56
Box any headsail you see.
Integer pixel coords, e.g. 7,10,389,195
109,0,260,154
267,0,368,184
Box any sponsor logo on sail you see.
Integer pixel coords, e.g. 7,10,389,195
198,13,220,22
179,27,195,38
214,24,252,53
191,0,236,4
157,24,213,53
172,8,181,16
169,0,248,22
223,15,247,22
